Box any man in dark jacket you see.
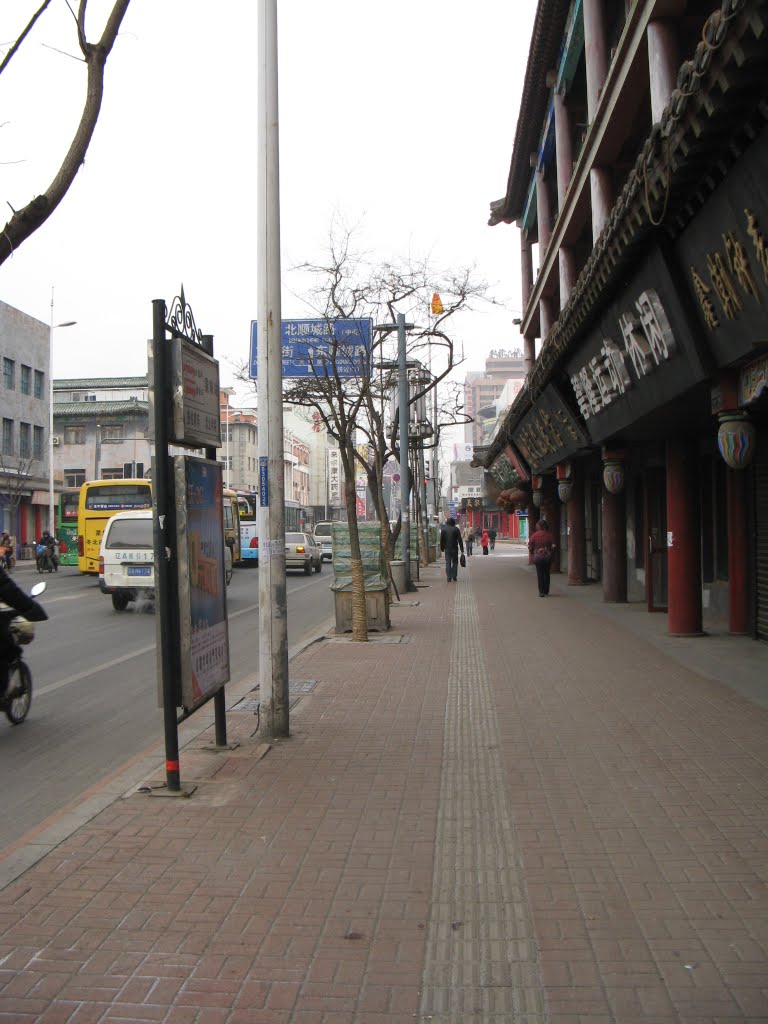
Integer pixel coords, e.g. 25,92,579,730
439,517,464,583
0,566,47,698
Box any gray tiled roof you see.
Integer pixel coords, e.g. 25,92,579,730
53,401,149,416
53,376,148,389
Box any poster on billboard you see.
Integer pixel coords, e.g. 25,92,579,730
174,456,230,710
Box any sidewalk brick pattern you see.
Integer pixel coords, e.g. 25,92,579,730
418,580,547,1022
0,549,766,1023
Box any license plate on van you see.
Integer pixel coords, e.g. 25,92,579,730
127,566,151,576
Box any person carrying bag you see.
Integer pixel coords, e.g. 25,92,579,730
528,518,556,597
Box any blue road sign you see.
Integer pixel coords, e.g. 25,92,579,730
249,318,372,379
259,457,269,507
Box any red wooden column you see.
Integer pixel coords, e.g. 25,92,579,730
602,452,627,603
567,463,586,585
666,439,703,635
727,467,749,634
602,491,627,602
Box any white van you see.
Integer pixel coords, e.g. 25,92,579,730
313,521,334,561
99,510,155,611
99,509,232,611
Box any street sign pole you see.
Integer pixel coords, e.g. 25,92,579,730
397,313,413,591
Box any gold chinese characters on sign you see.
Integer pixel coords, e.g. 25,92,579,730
515,388,586,469
569,289,676,421
690,208,766,330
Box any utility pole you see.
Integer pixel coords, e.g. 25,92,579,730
257,0,289,737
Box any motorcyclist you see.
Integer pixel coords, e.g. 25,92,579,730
0,564,47,699
0,532,12,570
37,530,59,572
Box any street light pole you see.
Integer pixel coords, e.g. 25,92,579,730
258,0,289,738
48,288,76,533
396,313,414,591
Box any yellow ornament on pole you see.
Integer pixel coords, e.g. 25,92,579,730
430,292,444,315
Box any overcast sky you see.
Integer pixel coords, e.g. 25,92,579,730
1,1,534,420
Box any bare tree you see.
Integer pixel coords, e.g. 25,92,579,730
0,448,45,554
238,221,496,640
0,0,132,266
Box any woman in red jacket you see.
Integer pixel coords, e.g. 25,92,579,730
528,519,556,596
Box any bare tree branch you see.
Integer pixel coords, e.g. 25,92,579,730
0,0,132,266
0,0,54,76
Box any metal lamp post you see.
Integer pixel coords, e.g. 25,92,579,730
48,291,76,532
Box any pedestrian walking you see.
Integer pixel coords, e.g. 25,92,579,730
481,527,490,555
488,526,497,551
463,524,474,556
440,517,464,583
528,518,557,596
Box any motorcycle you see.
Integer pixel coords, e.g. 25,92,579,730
0,581,46,725
36,543,58,573
0,545,14,573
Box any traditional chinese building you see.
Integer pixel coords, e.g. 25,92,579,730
482,0,768,641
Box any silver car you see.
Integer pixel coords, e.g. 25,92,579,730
285,532,322,574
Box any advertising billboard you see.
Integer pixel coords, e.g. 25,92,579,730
174,456,230,710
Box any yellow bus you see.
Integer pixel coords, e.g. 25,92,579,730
222,488,242,567
78,479,153,574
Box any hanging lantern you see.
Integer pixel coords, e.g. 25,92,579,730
531,474,544,507
557,479,574,503
556,463,573,502
602,460,625,494
717,410,756,469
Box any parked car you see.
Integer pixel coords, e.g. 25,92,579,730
285,531,322,574
100,509,233,611
313,521,334,561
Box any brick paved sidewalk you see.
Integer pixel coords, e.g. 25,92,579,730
0,549,766,1023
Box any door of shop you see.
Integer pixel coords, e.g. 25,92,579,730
646,467,668,612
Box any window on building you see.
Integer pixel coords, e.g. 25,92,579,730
65,469,86,487
34,369,44,399
64,426,86,445
2,419,13,455
3,358,14,390
19,422,31,459
33,425,44,459
101,467,124,480
20,365,31,396
84,394,97,402
101,424,124,442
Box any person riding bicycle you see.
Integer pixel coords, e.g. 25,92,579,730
37,530,59,572
0,563,47,699
0,532,12,570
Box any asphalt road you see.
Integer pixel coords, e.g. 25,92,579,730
0,562,334,851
